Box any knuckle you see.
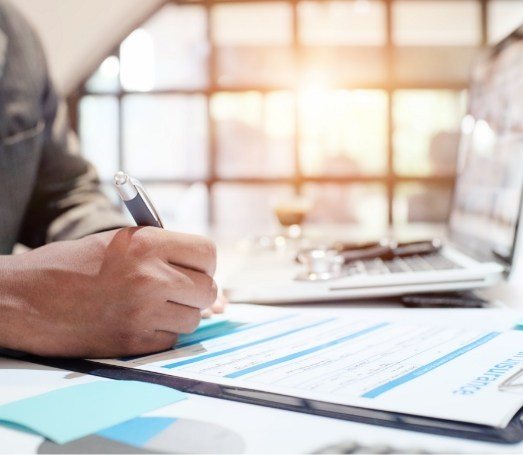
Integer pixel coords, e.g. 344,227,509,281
203,279,218,307
152,334,178,352
130,227,156,254
172,269,192,288
139,226,157,238
206,240,217,262
211,279,219,300
124,301,150,332
122,316,141,339
132,266,157,289
200,239,217,274
188,309,202,332
208,241,217,265
130,237,150,256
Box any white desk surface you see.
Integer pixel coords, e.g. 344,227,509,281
3,222,523,453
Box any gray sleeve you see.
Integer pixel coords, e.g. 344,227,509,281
18,76,131,247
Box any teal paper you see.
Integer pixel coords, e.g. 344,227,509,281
0,380,186,444
197,316,229,331
177,317,240,346
98,416,175,447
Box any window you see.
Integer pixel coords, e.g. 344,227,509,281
212,91,295,178
122,95,208,180
299,89,388,176
393,90,466,176
77,0,523,231
392,1,481,46
299,1,386,45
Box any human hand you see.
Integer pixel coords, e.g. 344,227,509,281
0,227,217,358
201,289,228,318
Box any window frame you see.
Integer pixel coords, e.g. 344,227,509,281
73,0,495,226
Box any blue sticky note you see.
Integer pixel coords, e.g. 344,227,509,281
98,417,175,447
0,380,186,444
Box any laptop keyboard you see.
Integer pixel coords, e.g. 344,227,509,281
344,253,461,276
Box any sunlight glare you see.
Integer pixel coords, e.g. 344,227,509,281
472,119,496,155
100,56,120,79
120,29,155,91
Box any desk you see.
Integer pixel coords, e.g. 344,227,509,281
3,223,523,453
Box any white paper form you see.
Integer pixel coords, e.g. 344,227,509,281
95,305,523,428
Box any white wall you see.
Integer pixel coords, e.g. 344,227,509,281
11,0,166,95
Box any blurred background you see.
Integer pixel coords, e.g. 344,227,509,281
12,0,523,236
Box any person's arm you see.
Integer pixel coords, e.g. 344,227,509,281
0,5,221,359
17,73,129,248
0,227,218,358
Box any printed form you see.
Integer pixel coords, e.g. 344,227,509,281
96,305,523,428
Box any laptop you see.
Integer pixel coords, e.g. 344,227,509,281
224,26,523,304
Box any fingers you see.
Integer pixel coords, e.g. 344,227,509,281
201,299,225,319
199,292,227,318
140,228,217,276
212,290,228,314
164,232,216,276
210,301,225,314
136,331,179,355
111,330,179,357
202,299,226,318
155,302,202,334
157,262,218,310
201,308,213,318
113,300,200,356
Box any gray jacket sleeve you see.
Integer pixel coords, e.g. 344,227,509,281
18,77,130,247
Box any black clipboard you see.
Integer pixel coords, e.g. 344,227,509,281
4,351,523,445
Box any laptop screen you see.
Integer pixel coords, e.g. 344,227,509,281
449,26,523,266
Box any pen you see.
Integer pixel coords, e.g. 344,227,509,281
114,171,164,228
114,172,221,319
